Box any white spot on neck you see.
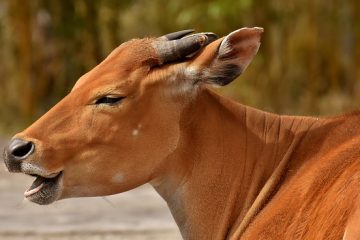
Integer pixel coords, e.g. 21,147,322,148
112,172,124,184
132,129,139,136
342,228,348,240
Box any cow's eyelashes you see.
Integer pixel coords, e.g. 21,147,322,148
95,96,125,105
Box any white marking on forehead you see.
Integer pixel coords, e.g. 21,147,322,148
112,172,124,184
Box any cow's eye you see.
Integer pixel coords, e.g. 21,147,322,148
95,96,124,105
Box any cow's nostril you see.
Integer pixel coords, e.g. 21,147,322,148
8,138,35,159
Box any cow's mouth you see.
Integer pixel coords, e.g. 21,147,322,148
24,171,63,205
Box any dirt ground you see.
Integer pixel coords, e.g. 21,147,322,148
0,138,181,240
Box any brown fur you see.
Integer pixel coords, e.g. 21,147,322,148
6,28,360,239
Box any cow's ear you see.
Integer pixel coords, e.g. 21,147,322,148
188,27,263,86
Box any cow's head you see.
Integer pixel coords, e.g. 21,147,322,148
3,28,263,205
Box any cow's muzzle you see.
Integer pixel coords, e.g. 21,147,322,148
3,138,63,205
3,138,35,172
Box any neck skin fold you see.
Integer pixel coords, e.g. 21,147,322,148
151,87,323,239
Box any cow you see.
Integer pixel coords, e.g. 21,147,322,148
3,27,360,239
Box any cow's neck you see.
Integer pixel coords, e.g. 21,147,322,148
152,88,319,239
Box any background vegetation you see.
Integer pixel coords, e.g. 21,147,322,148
0,0,359,135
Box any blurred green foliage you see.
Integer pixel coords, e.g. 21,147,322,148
0,0,359,135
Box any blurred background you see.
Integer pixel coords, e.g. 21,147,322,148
0,0,359,239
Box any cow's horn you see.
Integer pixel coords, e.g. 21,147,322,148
159,29,195,40
153,32,218,64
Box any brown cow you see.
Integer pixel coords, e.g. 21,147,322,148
3,28,360,239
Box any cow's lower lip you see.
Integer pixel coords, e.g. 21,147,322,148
24,171,63,205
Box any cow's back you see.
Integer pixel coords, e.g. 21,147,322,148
241,116,360,240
